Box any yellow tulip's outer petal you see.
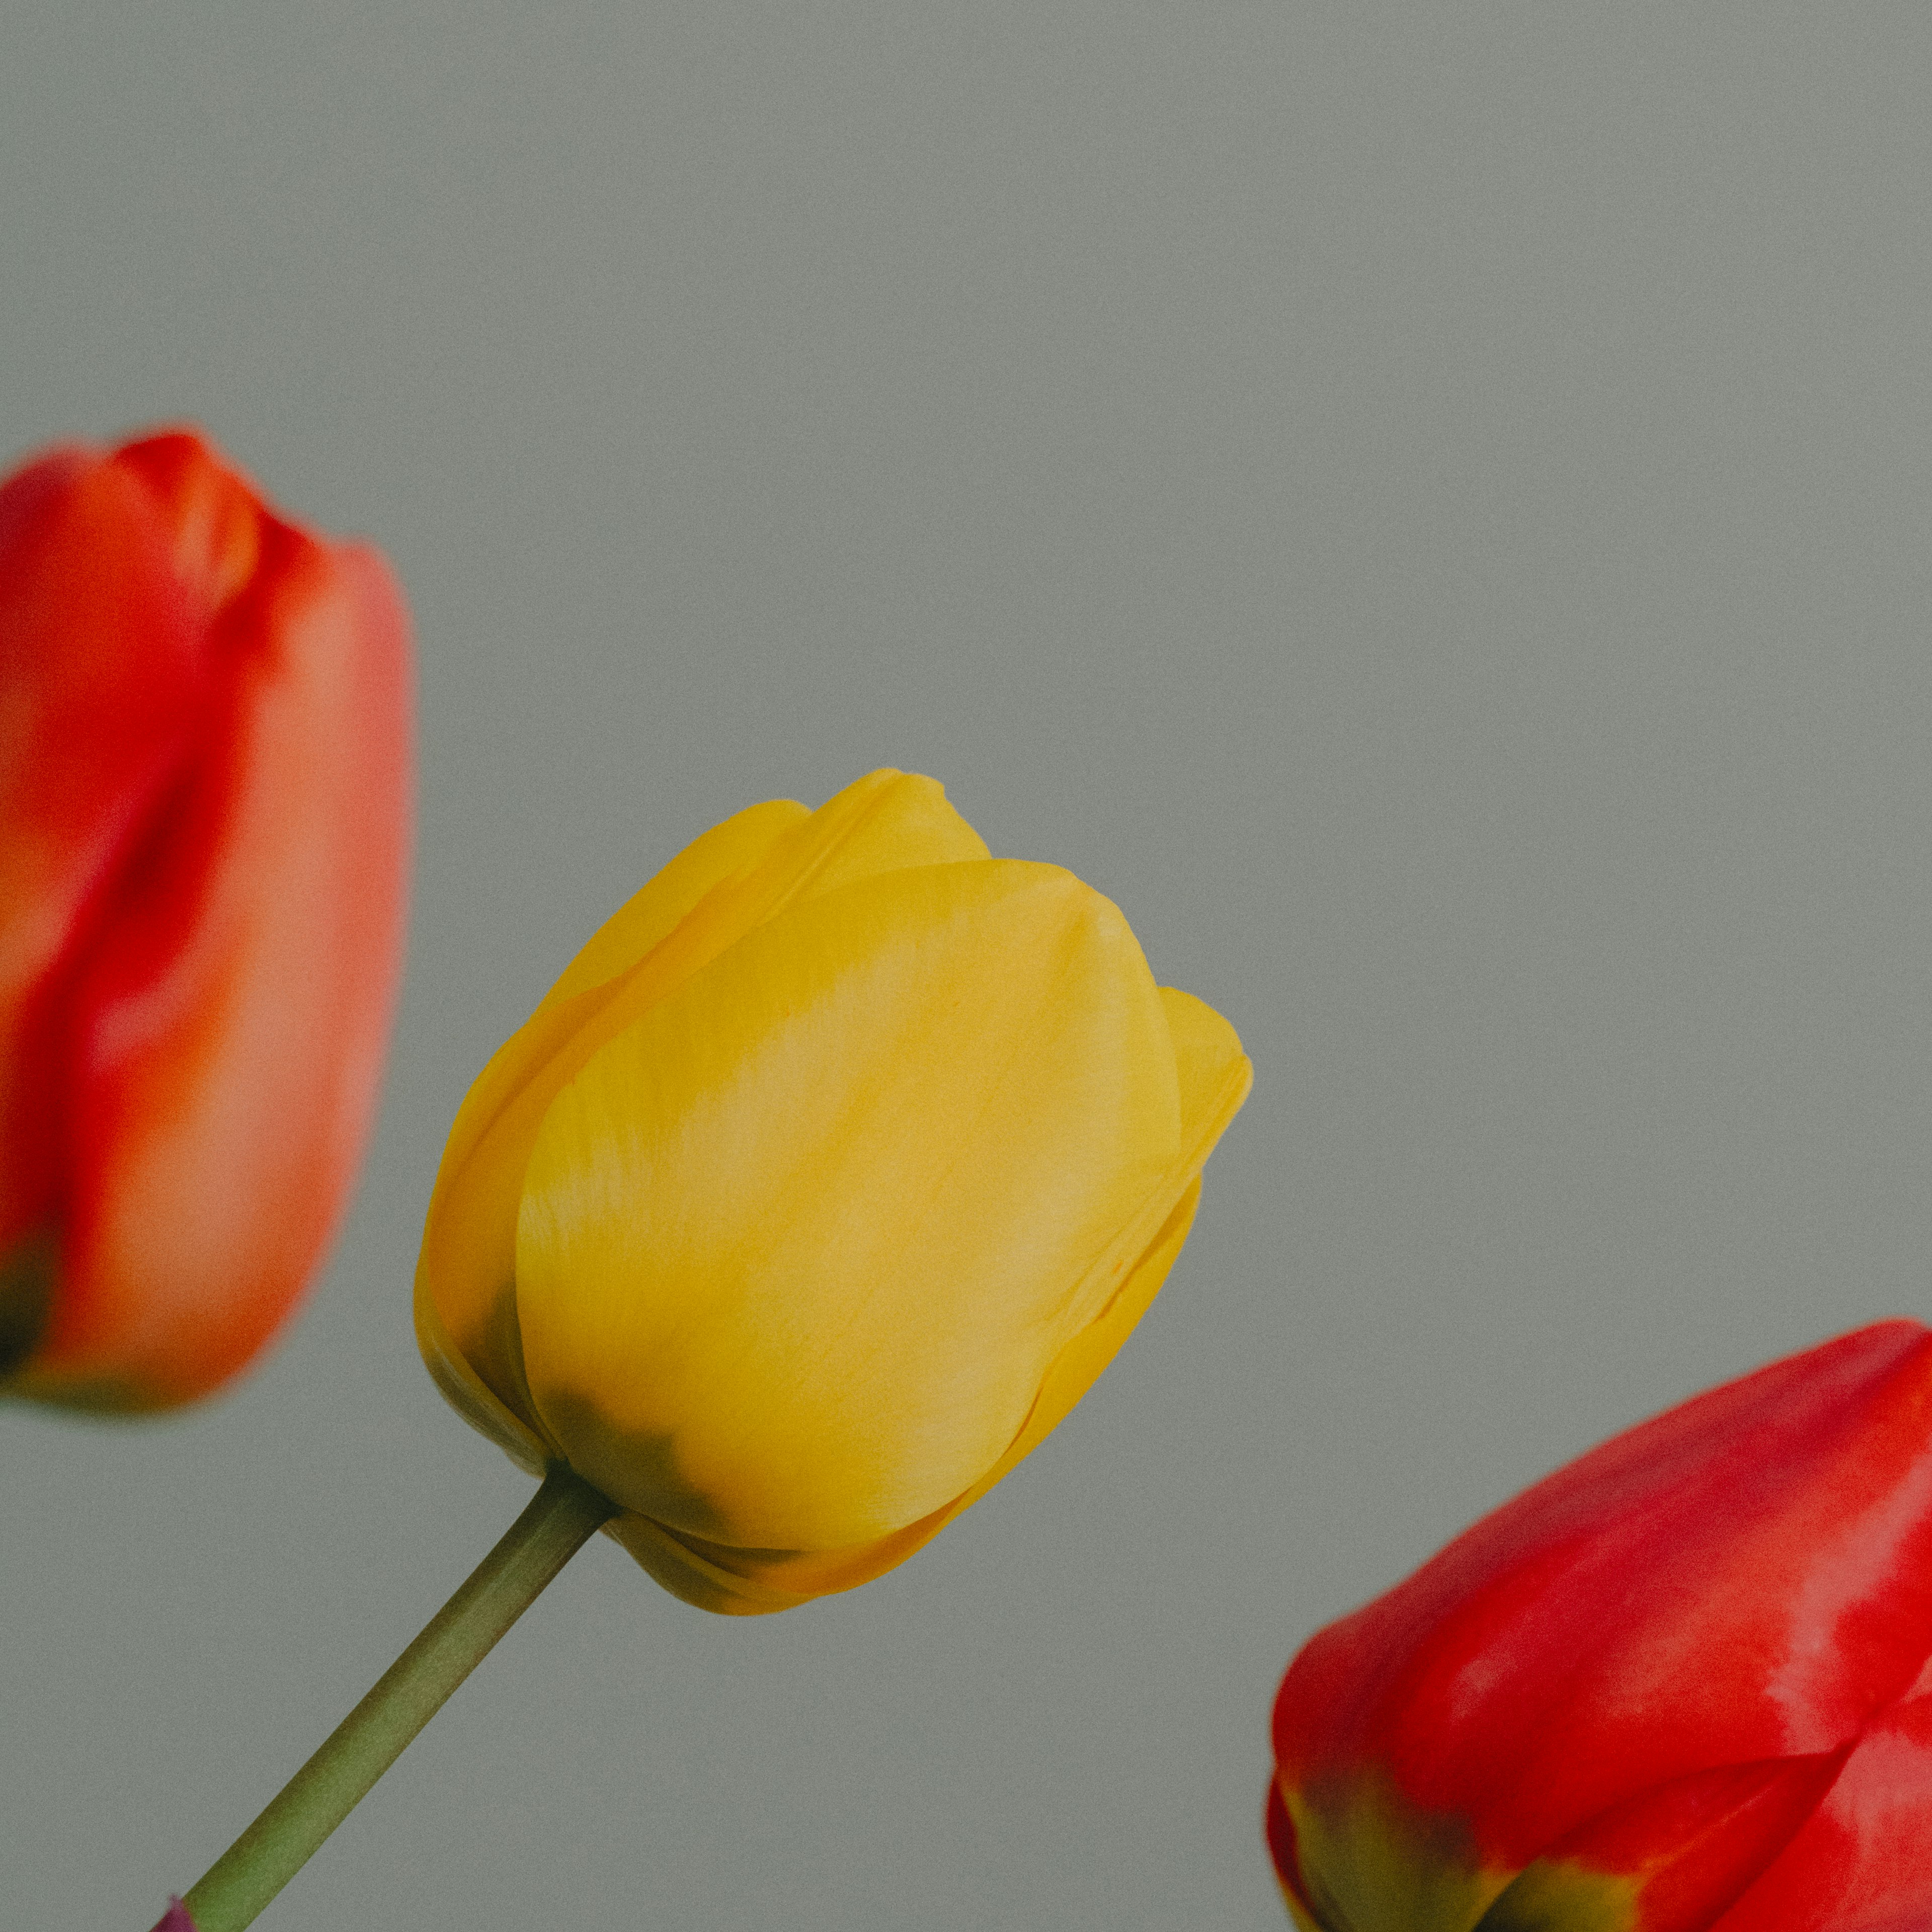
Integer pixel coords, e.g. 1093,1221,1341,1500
600,1510,822,1616
904,990,1247,1539
600,1180,1204,1615
413,972,633,1446
413,800,806,1434
515,858,1183,1553
417,770,995,1443
952,1181,1201,1513
414,1265,549,1476
536,798,810,1011
734,767,990,907
1157,985,1254,1162
432,797,809,1236
594,983,1251,1613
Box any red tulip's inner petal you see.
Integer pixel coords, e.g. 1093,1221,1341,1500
1710,1692,1932,1932
113,434,265,626
0,449,213,1259
516,858,1180,1551
23,520,411,1406
1760,1408,1932,1743
1473,1751,1846,1932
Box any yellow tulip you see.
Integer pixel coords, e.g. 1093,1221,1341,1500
416,770,1251,1614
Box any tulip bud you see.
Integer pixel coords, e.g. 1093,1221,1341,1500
1266,1321,1932,1932
0,429,412,1411
417,769,1250,1613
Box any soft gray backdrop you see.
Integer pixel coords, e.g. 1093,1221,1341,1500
4,6,1929,1927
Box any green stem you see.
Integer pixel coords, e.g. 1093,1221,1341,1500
182,1465,616,1932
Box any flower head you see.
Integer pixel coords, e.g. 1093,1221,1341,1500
1268,1321,1932,1932
418,770,1249,1612
0,429,412,1410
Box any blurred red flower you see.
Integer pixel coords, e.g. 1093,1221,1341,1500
0,428,412,1410
1267,1321,1932,1932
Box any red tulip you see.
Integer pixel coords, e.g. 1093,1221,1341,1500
0,428,411,1411
1267,1321,1932,1932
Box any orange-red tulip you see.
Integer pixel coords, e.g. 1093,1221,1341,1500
0,428,412,1411
1267,1321,1932,1932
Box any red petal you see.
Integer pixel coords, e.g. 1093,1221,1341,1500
1274,1323,1932,1871
111,432,267,621
1265,1779,1329,1928
1710,1680,1932,1931
1471,1750,1848,1932
22,500,412,1405
0,445,211,1249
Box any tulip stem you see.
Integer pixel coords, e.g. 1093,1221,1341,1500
178,1465,615,1932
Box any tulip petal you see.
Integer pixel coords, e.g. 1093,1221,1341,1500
1268,1780,1329,1932
0,448,210,1251
1160,985,1256,1174
930,990,1247,1500
114,431,265,614
749,766,992,896
516,858,1180,1551
16,517,411,1407
1472,1751,1848,1932
595,1171,1208,1614
1711,1684,1932,1932
1273,1322,1932,1876
584,977,1246,1608
534,798,809,1012
415,798,807,1434
414,1259,550,1476
1281,1770,1512,1932
417,769,991,1437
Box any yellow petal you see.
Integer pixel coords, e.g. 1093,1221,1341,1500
922,991,1249,1511
415,798,804,1430
900,989,1248,1530
1157,984,1254,1178
596,985,1251,1612
537,797,810,1010
413,1264,550,1476
416,770,988,1437
514,858,1182,1552
742,766,991,902
597,1178,1205,1615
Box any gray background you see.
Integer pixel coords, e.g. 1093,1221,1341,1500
3,6,1929,1927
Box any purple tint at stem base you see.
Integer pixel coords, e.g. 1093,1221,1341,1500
150,1899,196,1931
